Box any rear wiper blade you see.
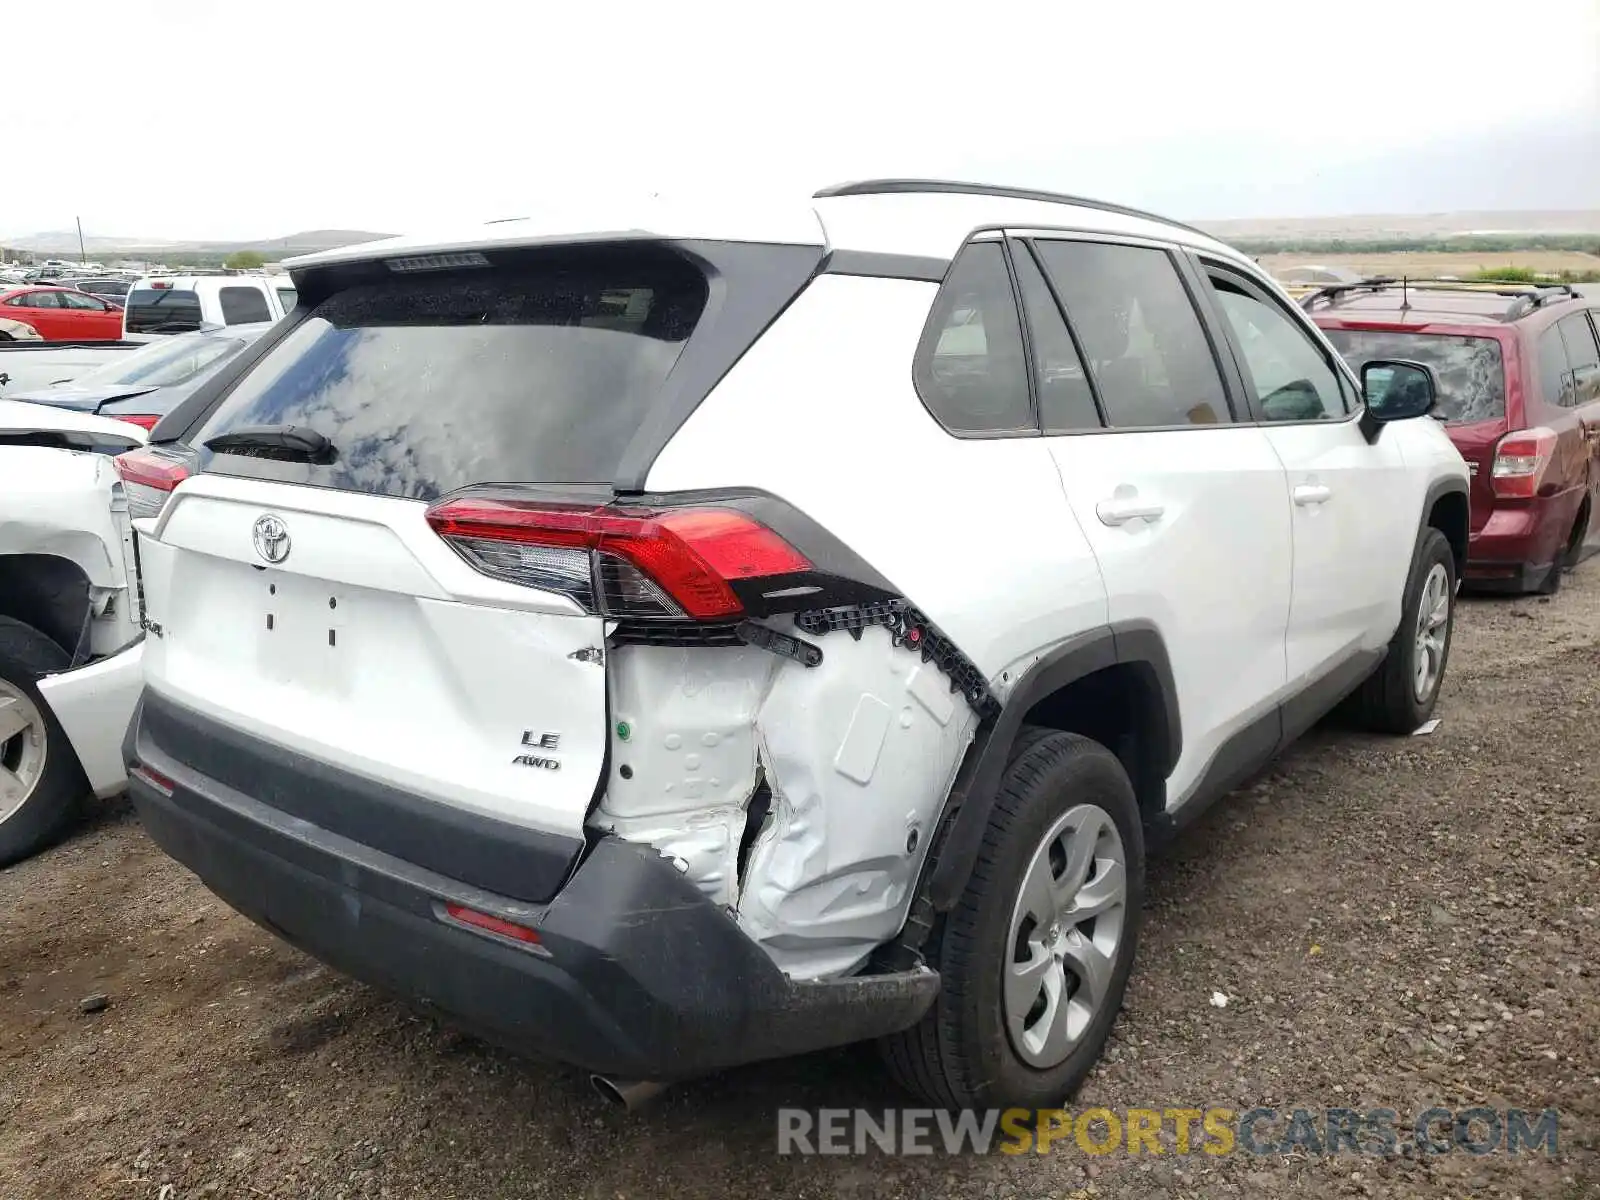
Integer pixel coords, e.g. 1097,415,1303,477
204,424,336,463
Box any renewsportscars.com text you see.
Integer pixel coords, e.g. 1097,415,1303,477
777,1106,1561,1157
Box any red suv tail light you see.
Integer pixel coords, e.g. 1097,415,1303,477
113,446,190,519
424,497,812,621
1490,427,1558,499
114,414,162,431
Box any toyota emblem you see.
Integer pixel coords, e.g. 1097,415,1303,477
252,514,291,564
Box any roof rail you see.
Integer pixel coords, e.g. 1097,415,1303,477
1297,277,1402,311
1300,276,1582,315
812,179,1216,241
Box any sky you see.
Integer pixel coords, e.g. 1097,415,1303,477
6,0,1599,241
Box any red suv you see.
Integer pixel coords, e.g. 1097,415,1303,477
1309,281,1600,593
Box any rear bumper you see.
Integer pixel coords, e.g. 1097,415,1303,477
36,638,143,798
1464,500,1570,590
124,693,938,1080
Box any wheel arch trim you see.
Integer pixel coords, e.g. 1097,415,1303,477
924,621,1179,912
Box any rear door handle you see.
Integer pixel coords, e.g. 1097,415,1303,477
1293,484,1332,506
1096,497,1165,526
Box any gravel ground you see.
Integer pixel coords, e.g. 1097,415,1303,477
1,572,1597,1199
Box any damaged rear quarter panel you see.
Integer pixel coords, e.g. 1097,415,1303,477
596,276,1108,982
595,619,976,982
597,642,777,910
0,448,129,591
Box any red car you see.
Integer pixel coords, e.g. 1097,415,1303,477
0,286,124,341
1310,281,1600,593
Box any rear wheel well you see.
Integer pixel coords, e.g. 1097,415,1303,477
1021,662,1170,824
0,554,92,660
1428,489,1469,575
1570,494,1591,542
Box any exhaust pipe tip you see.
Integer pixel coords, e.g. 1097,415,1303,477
590,1074,668,1112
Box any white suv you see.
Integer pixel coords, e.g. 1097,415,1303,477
115,180,1468,1109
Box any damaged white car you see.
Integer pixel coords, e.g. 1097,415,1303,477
120,181,1468,1107
0,400,146,864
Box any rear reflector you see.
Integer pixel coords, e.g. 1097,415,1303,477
1491,427,1558,499
113,446,190,519
129,763,176,796
442,902,544,947
425,498,811,621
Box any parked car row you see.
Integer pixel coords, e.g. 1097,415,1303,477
0,182,1583,1113
0,273,295,344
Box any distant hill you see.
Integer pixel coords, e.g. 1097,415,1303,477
1195,210,1600,242
186,230,395,256
12,210,1600,261
1,229,392,258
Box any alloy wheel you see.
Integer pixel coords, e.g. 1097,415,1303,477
1413,562,1451,702
0,681,47,825
1003,804,1128,1068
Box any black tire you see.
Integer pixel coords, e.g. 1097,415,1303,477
1546,499,1591,592
0,617,86,866
1536,558,1564,595
1352,527,1456,734
880,729,1144,1108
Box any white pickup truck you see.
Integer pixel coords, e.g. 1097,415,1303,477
0,400,146,863
123,274,296,340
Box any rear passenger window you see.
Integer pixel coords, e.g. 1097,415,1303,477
1034,240,1229,428
1207,273,1347,421
1011,242,1101,432
1557,313,1600,407
914,242,1033,435
1538,329,1573,407
219,286,272,325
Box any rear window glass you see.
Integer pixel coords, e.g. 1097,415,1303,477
1322,329,1505,424
125,288,202,334
192,252,708,498
84,332,247,388
276,286,297,312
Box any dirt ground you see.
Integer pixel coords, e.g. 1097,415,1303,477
2,573,1598,1199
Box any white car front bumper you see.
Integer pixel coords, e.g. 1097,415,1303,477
36,639,144,798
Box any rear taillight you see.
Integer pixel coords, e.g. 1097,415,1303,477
1491,427,1558,499
113,446,189,519
424,497,812,621
114,414,161,431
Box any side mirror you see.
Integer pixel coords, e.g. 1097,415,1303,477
1359,358,1437,443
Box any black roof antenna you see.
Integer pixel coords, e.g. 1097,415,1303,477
1400,276,1411,313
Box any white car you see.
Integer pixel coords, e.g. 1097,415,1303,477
122,274,296,340
117,180,1468,1107
0,401,147,863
